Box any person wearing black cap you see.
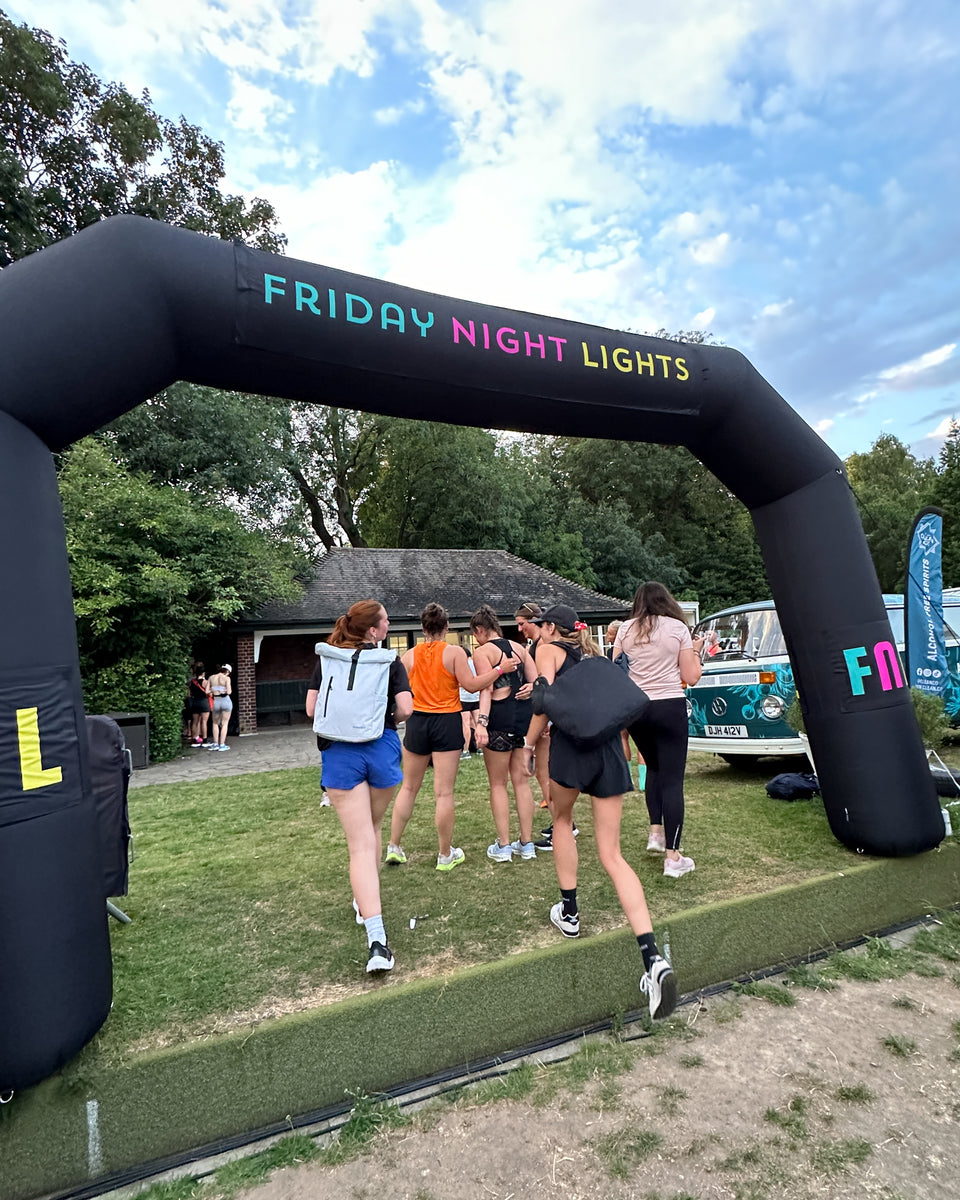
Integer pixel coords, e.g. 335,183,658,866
523,604,677,1020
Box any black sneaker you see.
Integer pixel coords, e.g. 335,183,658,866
640,955,677,1020
534,828,554,851
534,823,579,851
366,941,395,973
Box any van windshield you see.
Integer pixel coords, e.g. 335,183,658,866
694,608,786,660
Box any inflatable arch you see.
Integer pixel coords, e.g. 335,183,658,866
0,216,943,1092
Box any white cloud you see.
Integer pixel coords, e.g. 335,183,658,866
878,342,957,383
761,299,792,318
816,418,834,433
694,306,716,326
226,77,292,138
690,233,732,265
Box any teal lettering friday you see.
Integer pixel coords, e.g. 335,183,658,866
263,275,435,337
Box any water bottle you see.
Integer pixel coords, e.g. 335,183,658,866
943,807,953,837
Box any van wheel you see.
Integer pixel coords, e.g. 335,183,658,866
719,754,759,766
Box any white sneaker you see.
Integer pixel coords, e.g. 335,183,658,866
352,898,364,925
549,901,580,938
663,854,695,878
510,839,537,860
436,847,465,872
647,832,666,853
487,840,513,863
640,955,678,1019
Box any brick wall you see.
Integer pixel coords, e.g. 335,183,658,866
236,632,257,733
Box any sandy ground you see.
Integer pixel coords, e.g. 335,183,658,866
241,968,960,1200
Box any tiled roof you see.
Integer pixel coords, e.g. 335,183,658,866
239,548,629,628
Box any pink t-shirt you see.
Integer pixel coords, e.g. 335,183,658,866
613,615,692,701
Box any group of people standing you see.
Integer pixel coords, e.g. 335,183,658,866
187,662,234,751
305,584,703,1023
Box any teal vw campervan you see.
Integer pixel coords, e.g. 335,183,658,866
687,594,960,761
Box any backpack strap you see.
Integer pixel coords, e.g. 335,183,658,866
347,646,363,691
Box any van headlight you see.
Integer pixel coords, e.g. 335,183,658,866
760,695,786,719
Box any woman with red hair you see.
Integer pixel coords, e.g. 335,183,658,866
306,600,413,973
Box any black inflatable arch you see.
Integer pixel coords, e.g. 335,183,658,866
0,216,943,1092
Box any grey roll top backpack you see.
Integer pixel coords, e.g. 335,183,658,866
313,642,396,742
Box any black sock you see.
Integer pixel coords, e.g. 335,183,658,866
637,932,658,973
560,887,578,918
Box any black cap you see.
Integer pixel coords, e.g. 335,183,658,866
532,604,580,630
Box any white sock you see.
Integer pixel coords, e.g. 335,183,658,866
364,914,386,948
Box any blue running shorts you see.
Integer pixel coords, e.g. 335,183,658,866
320,728,403,791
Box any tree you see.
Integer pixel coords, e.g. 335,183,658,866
930,423,960,588
847,433,937,591
59,440,302,759
0,11,285,264
102,383,295,531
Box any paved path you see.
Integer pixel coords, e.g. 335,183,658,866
129,727,320,788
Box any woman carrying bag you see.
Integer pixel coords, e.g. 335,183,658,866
524,604,677,1020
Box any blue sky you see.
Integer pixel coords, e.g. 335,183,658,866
8,0,960,461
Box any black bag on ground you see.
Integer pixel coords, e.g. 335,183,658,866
531,656,649,748
86,715,133,897
765,772,820,801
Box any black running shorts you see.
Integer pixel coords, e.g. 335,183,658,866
403,710,464,755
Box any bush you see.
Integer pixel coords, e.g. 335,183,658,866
82,652,188,763
910,687,949,749
785,695,805,736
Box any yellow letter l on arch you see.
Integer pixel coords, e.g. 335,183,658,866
17,706,63,791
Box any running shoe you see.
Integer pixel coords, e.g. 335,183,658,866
549,900,580,938
487,840,513,863
663,854,696,878
534,823,579,851
646,832,666,853
510,839,537,860
640,955,677,1020
366,941,395,972
436,847,465,871
384,844,407,865
352,898,364,925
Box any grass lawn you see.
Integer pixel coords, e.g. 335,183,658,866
93,750,874,1067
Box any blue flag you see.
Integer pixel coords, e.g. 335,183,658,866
905,508,947,697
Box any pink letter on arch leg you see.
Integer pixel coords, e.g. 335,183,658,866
873,641,904,691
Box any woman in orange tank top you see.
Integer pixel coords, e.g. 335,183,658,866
386,601,518,871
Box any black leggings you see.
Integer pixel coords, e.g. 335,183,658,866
628,697,689,851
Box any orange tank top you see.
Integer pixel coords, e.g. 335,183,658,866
409,641,461,713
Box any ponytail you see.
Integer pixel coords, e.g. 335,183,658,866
327,599,385,648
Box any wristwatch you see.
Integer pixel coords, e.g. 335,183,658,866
477,714,489,727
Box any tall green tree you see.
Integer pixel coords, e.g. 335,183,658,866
0,10,285,263
846,433,936,591
60,440,302,759
930,422,960,588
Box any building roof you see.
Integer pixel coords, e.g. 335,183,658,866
237,548,629,630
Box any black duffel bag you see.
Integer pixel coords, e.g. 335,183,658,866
532,656,650,748
765,772,820,801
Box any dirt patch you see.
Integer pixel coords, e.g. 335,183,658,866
242,970,960,1200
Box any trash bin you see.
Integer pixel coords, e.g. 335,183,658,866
103,712,150,769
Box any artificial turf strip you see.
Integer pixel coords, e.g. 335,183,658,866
4,842,959,1200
